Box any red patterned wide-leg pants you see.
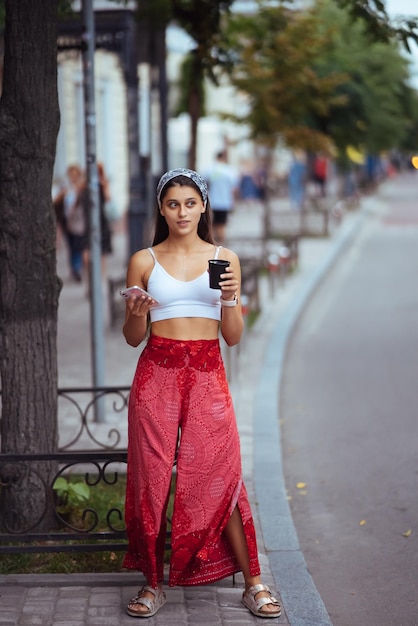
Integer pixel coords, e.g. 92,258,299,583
123,334,260,587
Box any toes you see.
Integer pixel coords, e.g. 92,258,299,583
255,591,280,613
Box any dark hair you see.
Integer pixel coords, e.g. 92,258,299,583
152,175,214,245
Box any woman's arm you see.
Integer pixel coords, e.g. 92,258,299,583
219,250,244,347
122,249,154,347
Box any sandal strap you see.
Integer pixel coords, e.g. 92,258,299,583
243,584,280,609
254,595,280,610
142,585,159,597
128,585,161,608
129,596,153,611
247,583,271,595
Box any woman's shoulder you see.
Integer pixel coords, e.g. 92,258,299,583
218,246,240,263
129,247,154,268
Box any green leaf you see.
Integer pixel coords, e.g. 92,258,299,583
53,477,69,493
70,482,90,501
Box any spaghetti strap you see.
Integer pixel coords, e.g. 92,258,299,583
148,247,157,262
214,246,222,260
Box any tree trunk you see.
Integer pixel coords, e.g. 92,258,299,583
0,0,61,532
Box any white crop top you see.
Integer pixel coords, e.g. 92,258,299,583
147,247,222,323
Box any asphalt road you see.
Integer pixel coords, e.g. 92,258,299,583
281,173,418,626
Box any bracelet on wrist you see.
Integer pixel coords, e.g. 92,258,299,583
220,294,238,307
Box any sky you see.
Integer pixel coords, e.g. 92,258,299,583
386,0,417,15
386,0,418,87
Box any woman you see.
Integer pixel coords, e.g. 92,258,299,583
122,168,281,619
53,164,86,282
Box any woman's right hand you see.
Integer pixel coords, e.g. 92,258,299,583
126,294,155,318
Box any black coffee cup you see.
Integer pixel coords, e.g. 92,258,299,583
208,259,230,289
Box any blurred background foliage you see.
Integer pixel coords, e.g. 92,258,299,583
218,0,418,165
132,0,418,166
0,0,417,167
334,0,418,51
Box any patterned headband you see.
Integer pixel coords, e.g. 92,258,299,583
156,168,208,208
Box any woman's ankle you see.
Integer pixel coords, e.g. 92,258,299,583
244,575,262,591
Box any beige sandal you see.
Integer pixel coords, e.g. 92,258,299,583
126,585,166,618
242,583,282,618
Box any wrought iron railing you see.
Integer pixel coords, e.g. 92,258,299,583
0,387,133,555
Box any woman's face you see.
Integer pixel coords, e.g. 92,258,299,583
160,184,205,236
67,166,83,187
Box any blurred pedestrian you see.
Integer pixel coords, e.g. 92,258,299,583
53,164,86,282
203,150,239,244
54,163,114,285
312,152,328,197
98,161,119,224
288,150,307,211
238,160,261,209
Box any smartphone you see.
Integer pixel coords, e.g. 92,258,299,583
119,286,159,304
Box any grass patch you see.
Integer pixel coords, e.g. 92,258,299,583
0,472,176,575
0,547,126,575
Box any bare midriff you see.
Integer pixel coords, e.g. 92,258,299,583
151,317,220,341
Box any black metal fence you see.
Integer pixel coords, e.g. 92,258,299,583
0,387,131,555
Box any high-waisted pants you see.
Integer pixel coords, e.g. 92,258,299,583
123,334,261,587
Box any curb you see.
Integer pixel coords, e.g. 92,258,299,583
253,209,368,625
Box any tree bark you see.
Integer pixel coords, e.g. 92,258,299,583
0,0,61,532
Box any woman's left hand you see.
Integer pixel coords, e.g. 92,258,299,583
220,266,239,301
